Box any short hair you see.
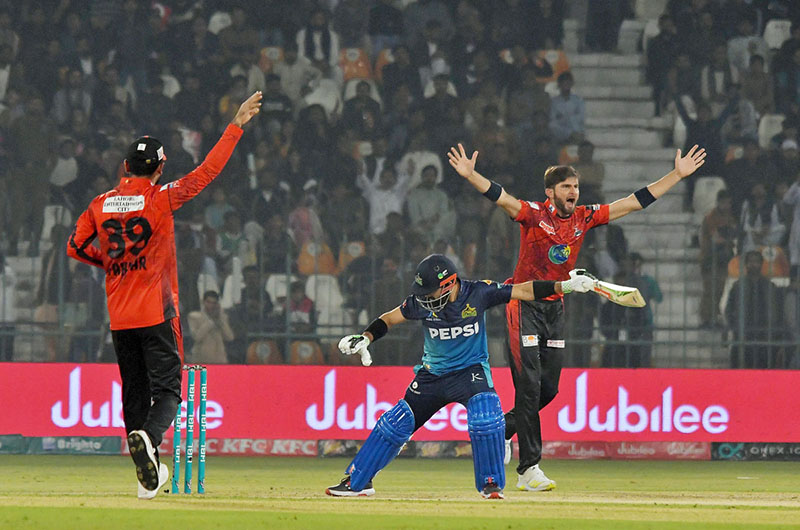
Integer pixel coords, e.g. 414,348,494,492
421,164,438,176
543,165,579,189
717,189,730,202
749,54,764,65
745,250,763,263
203,290,219,300
557,71,573,84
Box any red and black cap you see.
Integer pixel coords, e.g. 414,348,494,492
125,136,166,175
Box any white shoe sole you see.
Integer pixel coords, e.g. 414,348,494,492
128,430,160,491
138,463,169,500
325,487,375,497
516,478,556,492
504,440,512,465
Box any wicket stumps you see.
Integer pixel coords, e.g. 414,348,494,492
172,364,207,494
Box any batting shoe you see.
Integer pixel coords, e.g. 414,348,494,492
481,478,505,499
517,464,556,492
137,463,169,500
325,476,375,497
504,439,512,465
127,430,161,492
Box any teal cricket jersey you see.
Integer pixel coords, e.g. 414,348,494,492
399,279,513,382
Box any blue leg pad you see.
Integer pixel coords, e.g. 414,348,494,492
347,399,414,492
467,392,506,491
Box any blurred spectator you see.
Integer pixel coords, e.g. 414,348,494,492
342,80,382,132
230,50,266,95
137,77,174,130
776,48,800,115
64,263,105,362
261,213,296,274
700,189,737,328
739,55,774,117
0,251,15,361
228,290,276,364
549,72,585,144
34,225,72,361
273,41,322,104
49,137,80,208
397,130,443,190
775,139,800,181
218,6,259,64
531,0,565,50
296,8,341,71
423,73,458,128
739,182,786,252
508,67,551,133
0,9,19,59
725,139,777,214
205,188,235,232
773,21,800,79
357,163,409,235
251,167,290,227
173,73,208,130
217,211,250,272
404,0,453,48
369,0,404,54
285,279,316,333
726,250,781,368
783,278,800,369
573,141,605,205
188,290,233,364
646,14,680,114
490,0,534,50
585,0,629,52
407,164,456,245
381,44,423,102
727,17,768,81
0,43,24,104
260,73,293,134
563,247,600,367
699,44,734,114
784,175,800,279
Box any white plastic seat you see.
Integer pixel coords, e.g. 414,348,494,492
693,176,727,219
265,273,297,304
197,272,220,300
758,114,785,149
764,19,792,49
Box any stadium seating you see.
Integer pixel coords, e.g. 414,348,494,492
265,273,297,306
40,205,72,245
258,46,284,73
246,340,284,364
373,48,394,83
692,176,726,219
343,78,382,107
337,240,366,273
289,340,325,364
297,241,337,276
338,48,373,81
727,246,790,279
197,272,220,300
764,19,792,50
533,49,570,84
758,114,785,149
641,19,660,54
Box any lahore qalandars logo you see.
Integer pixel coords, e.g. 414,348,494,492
548,244,571,264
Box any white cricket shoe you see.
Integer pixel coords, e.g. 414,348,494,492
504,439,512,465
516,464,556,491
127,430,160,491
138,463,169,500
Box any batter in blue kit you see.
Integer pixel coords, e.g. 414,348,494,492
325,253,596,500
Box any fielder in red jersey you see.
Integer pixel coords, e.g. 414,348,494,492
67,91,262,499
448,143,706,491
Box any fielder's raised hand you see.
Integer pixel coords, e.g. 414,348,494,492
232,91,263,128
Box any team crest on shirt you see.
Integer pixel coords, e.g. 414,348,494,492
538,220,556,235
548,244,571,264
461,304,477,318
574,227,583,238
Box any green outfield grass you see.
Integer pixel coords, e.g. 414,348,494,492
1,456,799,529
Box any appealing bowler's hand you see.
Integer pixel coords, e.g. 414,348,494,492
232,91,263,128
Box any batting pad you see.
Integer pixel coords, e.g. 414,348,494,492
347,399,414,492
467,392,506,491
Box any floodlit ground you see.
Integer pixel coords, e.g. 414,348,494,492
1,456,799,529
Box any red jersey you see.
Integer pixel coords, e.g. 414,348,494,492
512,198,610,299
67,124,244,330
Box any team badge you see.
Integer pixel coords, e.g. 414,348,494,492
548,244,571,264
415,273,423,285
461,304,477,318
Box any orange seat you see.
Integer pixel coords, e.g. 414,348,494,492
534,49,570,84
374,48,394,83
727,246,790,278
289,340,325,365
297,241,337,276
259,46,284,73
337,240,366,273
246,340,284,364
339,48,373,81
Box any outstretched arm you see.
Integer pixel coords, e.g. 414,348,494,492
511,270,597,300
608,145,706,221
448,143,522,219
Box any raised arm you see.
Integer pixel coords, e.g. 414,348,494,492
163,92,262,211
608,145,706,221
447,143,521,218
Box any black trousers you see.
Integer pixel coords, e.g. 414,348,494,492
403,364,494,431
112,318,183,453
504,299,564,474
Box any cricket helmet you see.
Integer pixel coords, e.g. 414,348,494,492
411,254,458,312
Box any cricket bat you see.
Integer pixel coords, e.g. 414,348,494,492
592,279,646,308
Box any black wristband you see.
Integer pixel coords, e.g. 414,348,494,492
532,280,557,299
364,318,388,342
634,186,657,209
482,180,503,201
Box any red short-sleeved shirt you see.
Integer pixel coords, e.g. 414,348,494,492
512,198,610,300
67,124,243,330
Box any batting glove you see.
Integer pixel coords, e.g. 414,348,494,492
338,334,373,366
562,269,598,294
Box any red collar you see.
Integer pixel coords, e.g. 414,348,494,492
544,198,572,220
116,176,155,192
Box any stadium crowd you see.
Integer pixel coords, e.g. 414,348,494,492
0,0,797,369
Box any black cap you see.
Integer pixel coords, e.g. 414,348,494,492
411,254,457,296
125,136,166,175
